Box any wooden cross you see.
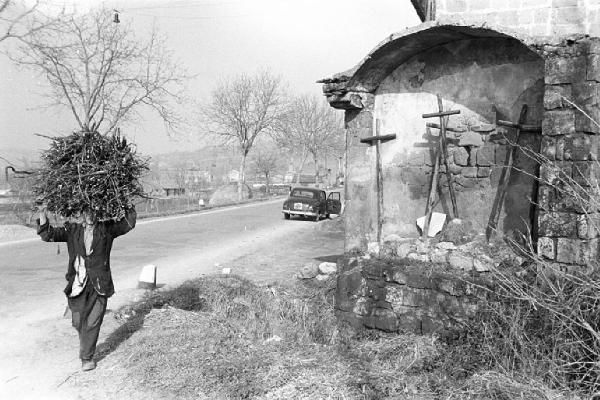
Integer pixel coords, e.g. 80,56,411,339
360,119,396,244
421,95,460,238
486,104,542,241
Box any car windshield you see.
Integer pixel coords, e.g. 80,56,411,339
291,189,315,198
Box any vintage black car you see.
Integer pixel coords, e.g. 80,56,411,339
282,187,342,221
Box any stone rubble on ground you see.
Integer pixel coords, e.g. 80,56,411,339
296,262,319,279
318,262,337,275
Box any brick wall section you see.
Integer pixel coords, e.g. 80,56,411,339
436,0,600,37
537,37,600,264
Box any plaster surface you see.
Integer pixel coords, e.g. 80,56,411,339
373,38,544,238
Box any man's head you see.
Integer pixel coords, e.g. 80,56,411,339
78,209,97,226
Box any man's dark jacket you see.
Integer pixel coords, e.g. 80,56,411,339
37,208,137,298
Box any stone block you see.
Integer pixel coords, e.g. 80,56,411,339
436,278,461,296
395,242,415,258
572,161,600,186
384,268,408,285
538,212,577,237
542,109,575,136
406,273,433,289
335,270,364,312
477,167,491,178
318,262,337,275
385,285,404,309
552,6,585,26
297,262,319,279
541,136,558,160
572,82,600,134
446,0,467,12
462,166,478,178
495,145,509,164
372,308,399,332
476,145,494,166
552,185,593,213
407,252,430,262
453,146,469,166
430,248,449,264
556,238,581,264
473,255,493,272
544,84,572,110
538,236,556,260
564,133,599,161
552,0,578,6
577,214,600,239
556,137,565,160
579,238,600,265
537,185,554,211
545,56,587,84
459,131,484,147
447,161,462,175
587,54,600,82
539,162,572,185
448,253,474,271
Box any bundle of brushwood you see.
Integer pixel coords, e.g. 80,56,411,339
33,131,149,221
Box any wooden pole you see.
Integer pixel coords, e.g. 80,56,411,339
375,119,384,243
486,104,529,241
437,95,459,219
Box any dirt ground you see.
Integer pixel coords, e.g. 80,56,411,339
0,216,344,400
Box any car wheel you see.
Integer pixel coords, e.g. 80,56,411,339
326,214,330,219
313,214,320,222
284,213,290,220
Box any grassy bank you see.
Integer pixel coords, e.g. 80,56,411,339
65,274,576,400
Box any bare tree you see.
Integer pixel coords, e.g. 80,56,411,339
252,145,282,196
14,7,187,134
0,0,58,44
204,70,286,201
275,94,343,187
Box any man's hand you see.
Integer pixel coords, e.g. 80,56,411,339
38,205,48,225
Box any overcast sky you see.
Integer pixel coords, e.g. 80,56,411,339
0,0,419,159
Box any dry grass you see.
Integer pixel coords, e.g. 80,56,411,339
62,274,582,399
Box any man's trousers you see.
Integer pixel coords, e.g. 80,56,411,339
67,280,107,361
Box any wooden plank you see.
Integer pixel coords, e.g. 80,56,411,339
422,109,461,119
360,134,397,144
426,122,464,133
497,120,541,132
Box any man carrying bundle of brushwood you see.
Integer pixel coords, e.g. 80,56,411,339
34,130,148,372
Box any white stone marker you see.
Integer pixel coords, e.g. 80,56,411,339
138,264,157,289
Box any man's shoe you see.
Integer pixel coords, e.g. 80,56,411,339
81,360,96,371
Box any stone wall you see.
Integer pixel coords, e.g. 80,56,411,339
374,37,544,239
435,0,600,37
537,37,600,265
336,250,491,334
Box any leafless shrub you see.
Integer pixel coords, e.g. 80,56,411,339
464,98,600,396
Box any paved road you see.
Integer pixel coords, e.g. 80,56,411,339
0,198,344,397
0,199,308,323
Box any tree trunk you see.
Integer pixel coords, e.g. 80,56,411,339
265,172,270,196
313,152,320,188
295,151,308,185
238,153,247,201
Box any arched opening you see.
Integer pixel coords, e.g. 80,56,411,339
363,26,544,240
